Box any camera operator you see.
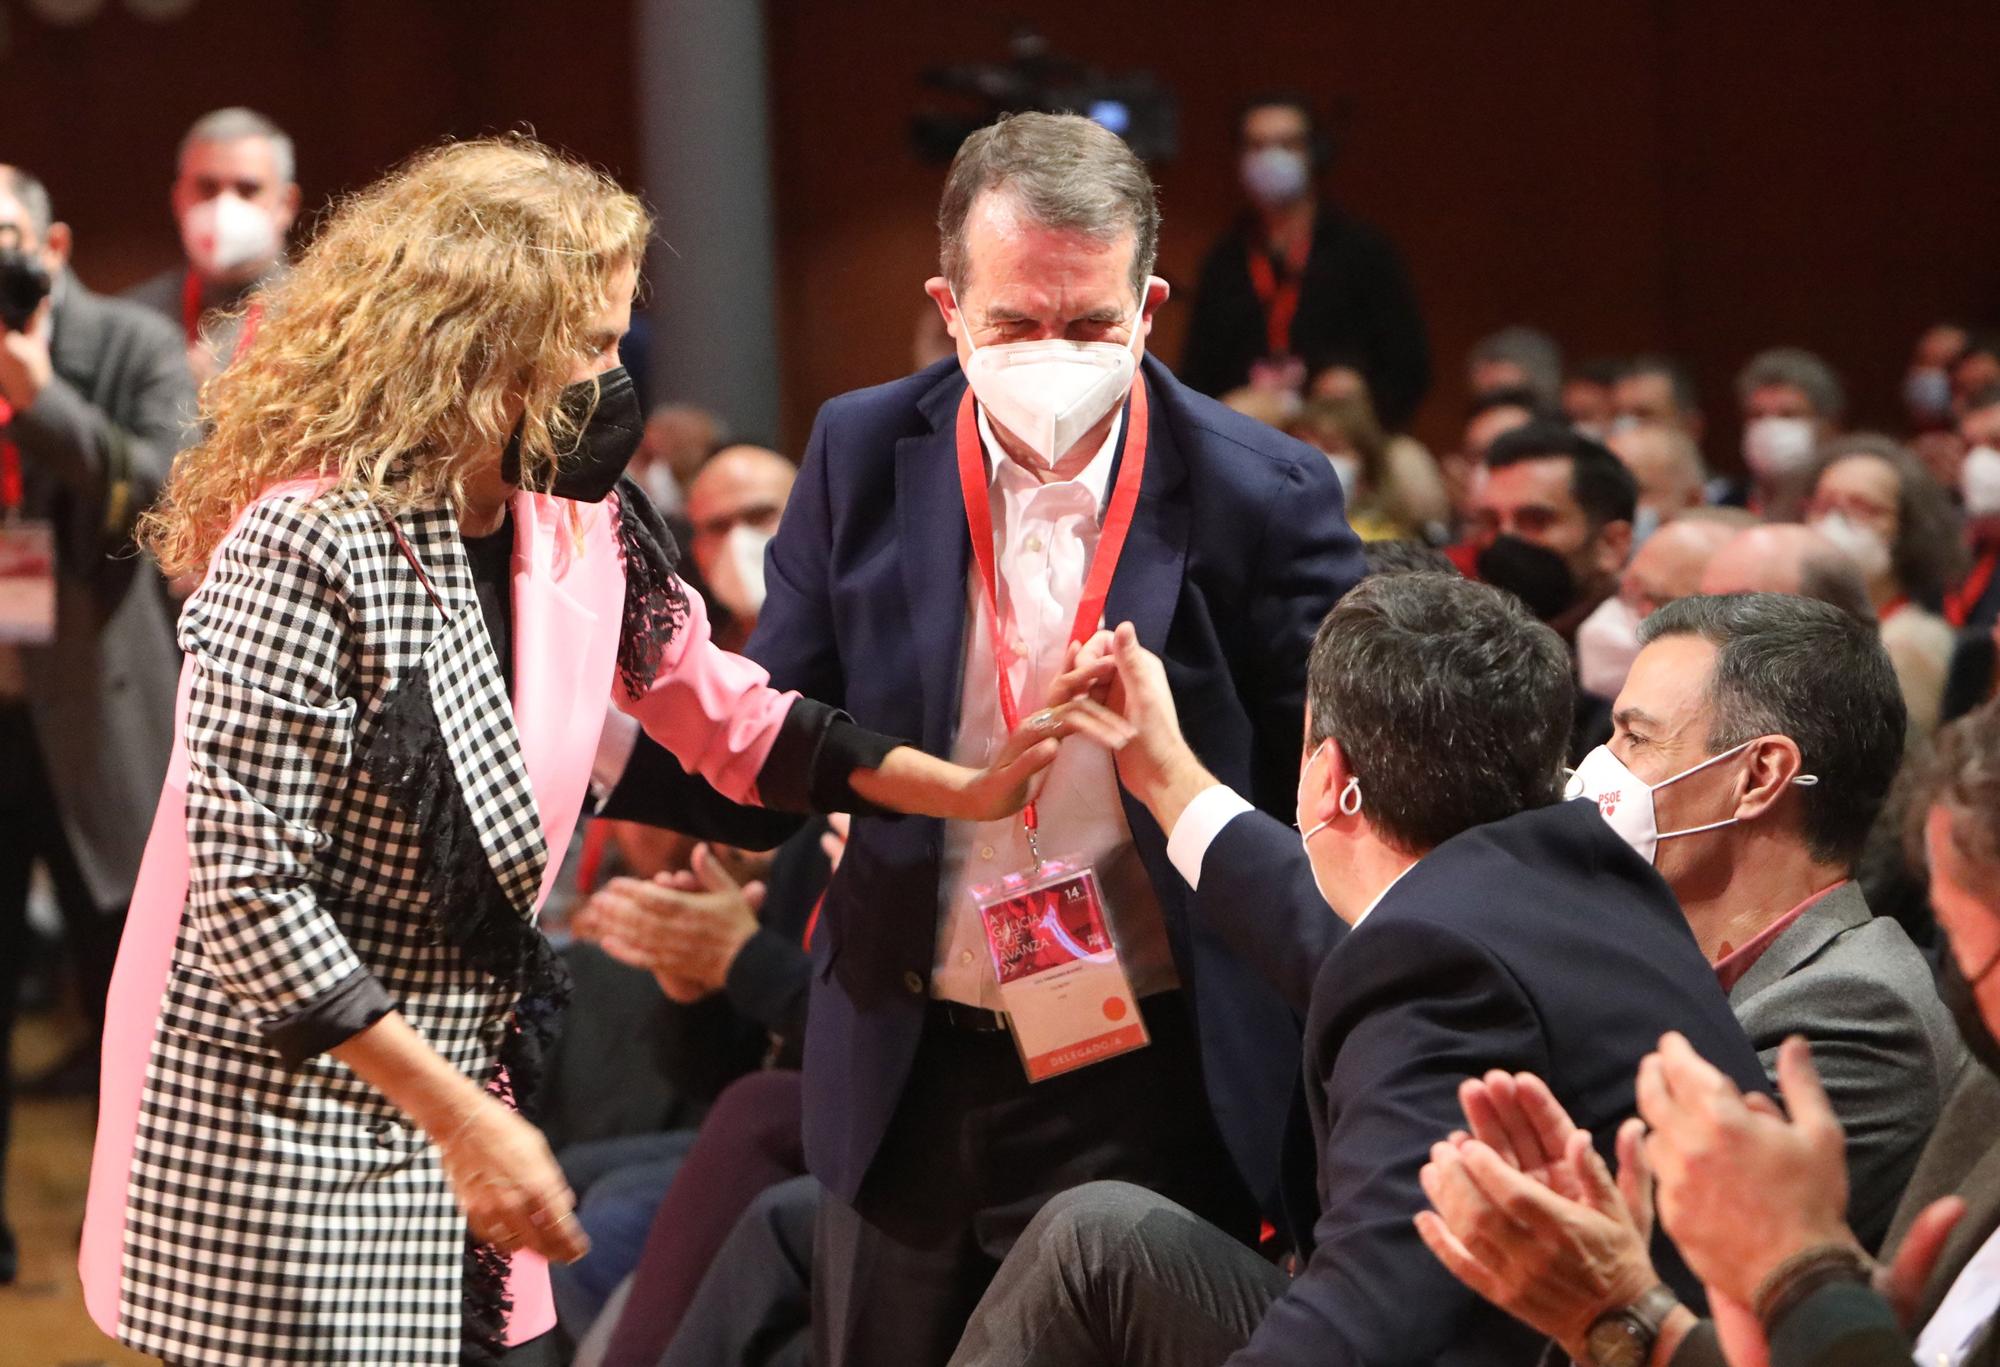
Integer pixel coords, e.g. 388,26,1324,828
0,164,191,1283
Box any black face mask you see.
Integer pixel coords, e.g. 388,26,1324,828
1938,944,2000,1080
500,365,646,503
1476,534,1577,622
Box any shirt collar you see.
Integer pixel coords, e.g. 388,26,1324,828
976,404,1123,510
1712,880,1846,992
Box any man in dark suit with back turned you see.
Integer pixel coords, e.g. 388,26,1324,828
736,111,1361,1365
0,165,192,1283
949,573,1770,1367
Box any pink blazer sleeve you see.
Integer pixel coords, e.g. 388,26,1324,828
617,578,799,806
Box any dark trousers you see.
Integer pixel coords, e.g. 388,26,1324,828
659,1173,817,1367
0,702,123,1222
813,993,1259,1367
605,1069,808,1366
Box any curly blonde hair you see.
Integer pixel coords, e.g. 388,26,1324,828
141,135,652,575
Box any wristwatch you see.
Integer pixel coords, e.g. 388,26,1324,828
1583,1285,1682,1367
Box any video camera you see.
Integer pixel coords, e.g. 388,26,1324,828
910,28,1178,166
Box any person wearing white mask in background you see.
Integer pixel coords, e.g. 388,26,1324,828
726,111,1362,1366
1575,512,1748,703
1947,382,2000,632
1806,434,1968,739
1567,593,1960,1254
122,108,297,387
1180,94,1430,429
685,444,795,651
1732,347,1846,521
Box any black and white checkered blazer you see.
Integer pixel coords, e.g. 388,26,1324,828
111,485,584,1365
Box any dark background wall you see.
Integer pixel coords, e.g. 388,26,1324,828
6,0,1998,457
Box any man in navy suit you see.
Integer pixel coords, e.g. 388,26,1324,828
737,112,1361,1365
948,574,1770,1367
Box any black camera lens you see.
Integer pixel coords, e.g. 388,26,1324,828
0,247,53,332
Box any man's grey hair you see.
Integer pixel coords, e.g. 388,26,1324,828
1637,593,1904,865
1471,326,1564,407
0,167,53,237
938,112,1159,299
1735,346,1845,423
180,107,296,186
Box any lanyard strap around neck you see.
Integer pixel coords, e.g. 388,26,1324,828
954,377,1149,836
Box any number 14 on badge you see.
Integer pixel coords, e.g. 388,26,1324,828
972,857,1149,1083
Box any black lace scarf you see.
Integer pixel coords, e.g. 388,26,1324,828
364,479,688,1364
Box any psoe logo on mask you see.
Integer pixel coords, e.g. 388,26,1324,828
1597,791,1621,817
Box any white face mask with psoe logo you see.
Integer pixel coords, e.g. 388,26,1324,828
180,193,280,277
1566,740,1817,865
953,288,1140,467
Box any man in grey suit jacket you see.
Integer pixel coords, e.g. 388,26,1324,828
0,165,192,1281
1566,595,1961,1252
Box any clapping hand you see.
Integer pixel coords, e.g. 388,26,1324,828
571,843,763,1004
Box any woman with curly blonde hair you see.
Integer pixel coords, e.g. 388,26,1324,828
77,136,1121,1367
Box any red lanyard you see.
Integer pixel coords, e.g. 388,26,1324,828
954,378,1149,838
0,397,19,514
1947,546,1999,628
1246,231,1310,360
182,269,264,357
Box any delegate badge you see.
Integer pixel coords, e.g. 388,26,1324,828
0,520,55,645
972,857,1148,1083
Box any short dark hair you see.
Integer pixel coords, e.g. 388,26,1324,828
1625,352,1700,414
1919,700,2000,878
938,112,1159,298
1362,539,1457,578
1572,356,1629,388
1485,418,1639,528
1639,593,1905,865
1236,90,1321,148
1307,573,1573,853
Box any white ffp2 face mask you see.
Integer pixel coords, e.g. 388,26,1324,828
1575,594,1644,701
954,288,1141,467
1566,740,1817,865
180,193,280,278
1963,444,2000,518
1811,511,1893,583
708,524,773,620
1742,416,1818,480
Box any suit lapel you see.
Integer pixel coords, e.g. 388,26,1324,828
398,505,548,916
1726,882,1870,1007
895,372,974,756
1103,361,1190,655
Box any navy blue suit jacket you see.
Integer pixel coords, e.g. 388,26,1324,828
743,355,1364,1209
1194,800,1771,1367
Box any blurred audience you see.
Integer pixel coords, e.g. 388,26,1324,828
684,444,795,651
1182,93,1430,427
1735,347,1846,520
1807,434,1967,738
1610,421,1709,542
1616,353,1707,444
631,402,725,519
1576,515,1743,702
1699,523,1875,623
1469,325,1564,409
122,107,297,385
1563,357,1624,437
0,165,192,1284
1948,382,2000,631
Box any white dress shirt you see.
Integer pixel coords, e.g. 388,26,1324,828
1166,782,1408,925
933,409,1178,1009
1914,1224,2000,1367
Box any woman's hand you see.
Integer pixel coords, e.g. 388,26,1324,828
850,696,1136,823
432,1093,590,1264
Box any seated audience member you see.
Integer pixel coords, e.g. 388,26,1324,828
1220,383,1303,429
1907,323,1969,492
1576,516,1744,703
631,402,726,518
1698,523,1875,624
684,444,795,652
1951,332,2000,419
1616,354,1707,444
1565,357,1625,438
948,574,1769,1367
1468,418,1638,757
1610,421,1709,542
1286,394,1411,540
1469,325,1564,409
1440,386,1543,538
1567,594,1960,1249
122,107,297,383
1308,362,1451,535
1948,383,2000,631
1734,348,1846,520
1808,435,1967,739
